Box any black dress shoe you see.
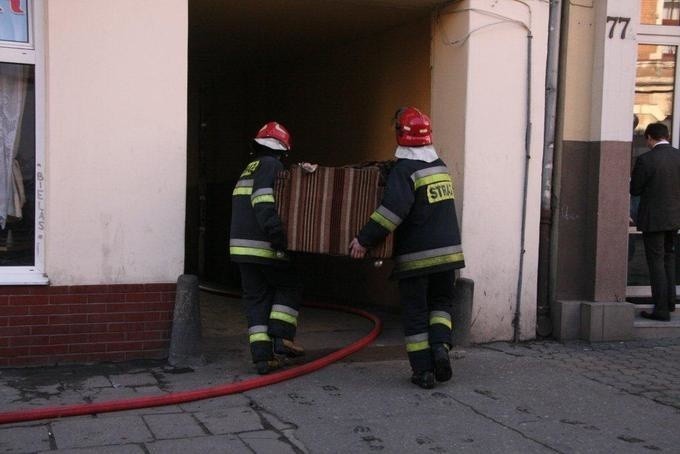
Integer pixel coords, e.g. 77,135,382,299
640,311,671,321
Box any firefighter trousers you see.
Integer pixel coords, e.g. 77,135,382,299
238,263,302,363
399,270,455,373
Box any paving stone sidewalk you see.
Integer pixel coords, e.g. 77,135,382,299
485,338,680,410
2,294,680,453
3,337,680,453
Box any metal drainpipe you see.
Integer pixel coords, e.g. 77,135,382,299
513,28,532,343
536,0,564,338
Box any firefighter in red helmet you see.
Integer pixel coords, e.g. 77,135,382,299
230,121,304,375
350,107,465,389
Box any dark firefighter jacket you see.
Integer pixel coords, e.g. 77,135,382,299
229,153,288,266
357,158,465,279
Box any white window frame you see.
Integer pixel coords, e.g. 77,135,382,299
0,0,47,285
638,24,680,37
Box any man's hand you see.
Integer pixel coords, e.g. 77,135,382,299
349,237,367,259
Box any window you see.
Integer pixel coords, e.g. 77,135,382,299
0,62,35,266
0,0,46,284
641,0,680,26
634,44,676,140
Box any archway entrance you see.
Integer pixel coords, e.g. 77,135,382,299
186,0,445,303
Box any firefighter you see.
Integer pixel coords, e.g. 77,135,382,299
349,107,465,389
230,121,304,375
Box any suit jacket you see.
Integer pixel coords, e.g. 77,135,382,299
630,143,680,232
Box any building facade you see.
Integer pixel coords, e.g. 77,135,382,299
551,0,680,341
1,0,671,366
0,0,187,366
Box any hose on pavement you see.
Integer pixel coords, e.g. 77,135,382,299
0,298,381,425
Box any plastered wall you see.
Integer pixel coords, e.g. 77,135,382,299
433,0,549,342
45,0,188,285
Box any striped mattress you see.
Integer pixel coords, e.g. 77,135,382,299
275,165,393,258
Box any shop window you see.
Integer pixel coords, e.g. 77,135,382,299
0,63,35,266
634,44,676,140
641,0,680,26
630,40,680,296
0,0,46,283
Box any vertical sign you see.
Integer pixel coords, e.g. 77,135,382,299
36,162,44,262
0,0,29,43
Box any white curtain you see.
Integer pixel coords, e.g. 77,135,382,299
0,63,29,229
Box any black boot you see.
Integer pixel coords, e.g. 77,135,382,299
273,337,305,358
432,343,452,382
411,370,435,389
255,358,283,375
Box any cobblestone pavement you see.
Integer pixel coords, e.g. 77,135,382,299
486,338,680,410
3,338,680,453
3,296,680,453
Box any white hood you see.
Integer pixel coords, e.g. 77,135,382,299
255,137,288,151
394,145,439,163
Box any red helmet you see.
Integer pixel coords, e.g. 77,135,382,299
254,121,292,151
395,107,432,146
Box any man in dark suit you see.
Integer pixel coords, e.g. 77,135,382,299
630,122,680,321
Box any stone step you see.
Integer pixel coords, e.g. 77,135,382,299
633,304,680,339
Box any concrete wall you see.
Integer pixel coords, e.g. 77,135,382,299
555,0,638,303
561,4,597,142
432,0,549,342
555,3,597,301
45,0,188,285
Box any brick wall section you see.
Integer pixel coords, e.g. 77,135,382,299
0,283,176,367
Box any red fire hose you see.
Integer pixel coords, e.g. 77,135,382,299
0,301,382,425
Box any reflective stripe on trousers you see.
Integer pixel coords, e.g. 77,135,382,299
248,325,271,343
405,332,429,352
429,310,452,330
270,304,298,327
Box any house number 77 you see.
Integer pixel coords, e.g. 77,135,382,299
606,16,631,39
